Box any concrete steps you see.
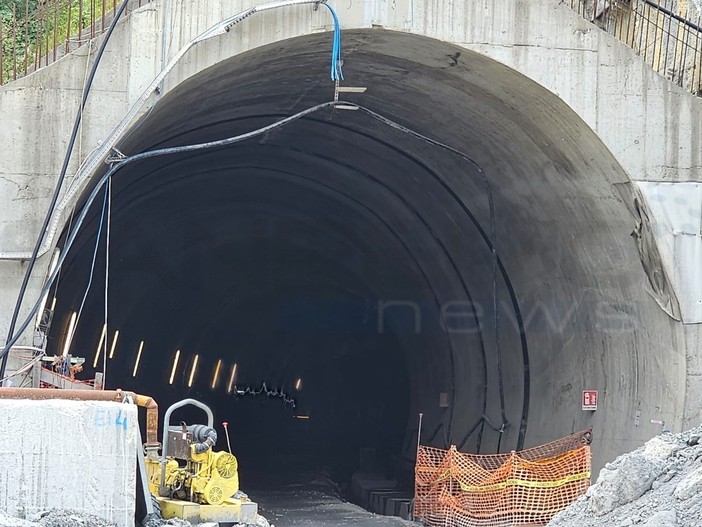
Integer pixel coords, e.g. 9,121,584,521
350,472,413,521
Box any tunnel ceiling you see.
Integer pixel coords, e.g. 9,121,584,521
48,29,681,466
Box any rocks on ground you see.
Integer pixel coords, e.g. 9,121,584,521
0,510,271,527
0,510,115,527
548,426,702,527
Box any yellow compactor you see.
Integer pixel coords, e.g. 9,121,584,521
143,398,258,525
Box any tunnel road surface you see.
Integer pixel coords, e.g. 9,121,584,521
252,480,418,527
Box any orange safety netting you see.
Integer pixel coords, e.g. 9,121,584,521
414,430,592,527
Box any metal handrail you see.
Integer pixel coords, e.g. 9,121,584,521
158,398,214,495
565,0,702,96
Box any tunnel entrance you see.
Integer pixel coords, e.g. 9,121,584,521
46,28,683,489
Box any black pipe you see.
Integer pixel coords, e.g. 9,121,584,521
188,424,218,453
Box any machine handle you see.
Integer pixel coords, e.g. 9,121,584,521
159,398,214,495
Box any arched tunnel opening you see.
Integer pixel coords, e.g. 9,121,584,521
44,29,682,501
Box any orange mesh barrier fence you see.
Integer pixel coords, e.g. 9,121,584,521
414,430,592,527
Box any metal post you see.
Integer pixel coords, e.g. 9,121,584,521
0,14,4,85
31,353,41,388
78,0,84,42
36,1,42,72
223,421,232,453
412,413,424,521
52,0,57,64
24,0,29,75
12,4,17,81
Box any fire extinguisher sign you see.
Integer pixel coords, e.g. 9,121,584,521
582,390,598,411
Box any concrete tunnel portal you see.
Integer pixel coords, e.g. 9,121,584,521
45,29,684,485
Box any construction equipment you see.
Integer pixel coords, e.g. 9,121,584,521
144,398,259,526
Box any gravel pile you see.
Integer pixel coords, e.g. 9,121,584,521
549,426,702,527
0,510,270,527
0,510,115,527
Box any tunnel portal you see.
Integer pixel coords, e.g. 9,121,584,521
46,30,683,481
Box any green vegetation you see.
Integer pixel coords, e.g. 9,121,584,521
1,0,115,84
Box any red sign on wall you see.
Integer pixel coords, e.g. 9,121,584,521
582,390,598,411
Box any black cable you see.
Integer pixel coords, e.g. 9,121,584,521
352,106,509,447
0,102,341,361
0,0,131,379
0,101,511,450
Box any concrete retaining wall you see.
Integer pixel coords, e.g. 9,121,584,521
0,399,137,527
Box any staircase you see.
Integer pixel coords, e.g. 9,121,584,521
565,0,702,96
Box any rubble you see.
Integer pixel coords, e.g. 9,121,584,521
0,510,116,527
549,426,702,527
0,510,271,527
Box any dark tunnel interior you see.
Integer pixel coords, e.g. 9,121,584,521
43,29,684,488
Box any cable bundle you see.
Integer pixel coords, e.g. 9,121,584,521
324,3,344,81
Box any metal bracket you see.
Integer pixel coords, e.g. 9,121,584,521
105,148,127,165
334,83,366,110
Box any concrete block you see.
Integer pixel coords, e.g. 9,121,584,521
0,399,138,527
369,491,406,514
385,497,405,516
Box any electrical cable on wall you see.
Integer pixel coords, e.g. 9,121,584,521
103,176,112,387
73,184,109,342
0,102,508,449
0,0,342,380
0,0,131,378
0,0,340,266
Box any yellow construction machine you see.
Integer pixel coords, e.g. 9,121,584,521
143,398,260,526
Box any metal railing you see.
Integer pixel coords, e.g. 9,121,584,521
3,0,702,95
0,0,151,85
566,0,702,96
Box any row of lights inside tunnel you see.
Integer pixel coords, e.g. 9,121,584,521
56,308,304,394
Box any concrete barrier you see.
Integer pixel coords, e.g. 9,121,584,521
0,399,138,527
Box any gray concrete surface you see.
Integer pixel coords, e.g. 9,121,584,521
0,0,700,480
257,488,416,527
41,28,686,473
251,473,417,527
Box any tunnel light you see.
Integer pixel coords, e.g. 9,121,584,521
50,297,57,311
108,330,120,359
188,354,199,388
169,350,181,385
295,415,310,420
132,341,144,378
227,363,238,394
61,311,77,357
93,324,107,368
295,378,303,391
211,359,222,390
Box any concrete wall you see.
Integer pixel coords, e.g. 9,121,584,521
0,0,700,457
0,399,137,526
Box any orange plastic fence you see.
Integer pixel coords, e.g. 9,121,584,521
414,430,592,527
